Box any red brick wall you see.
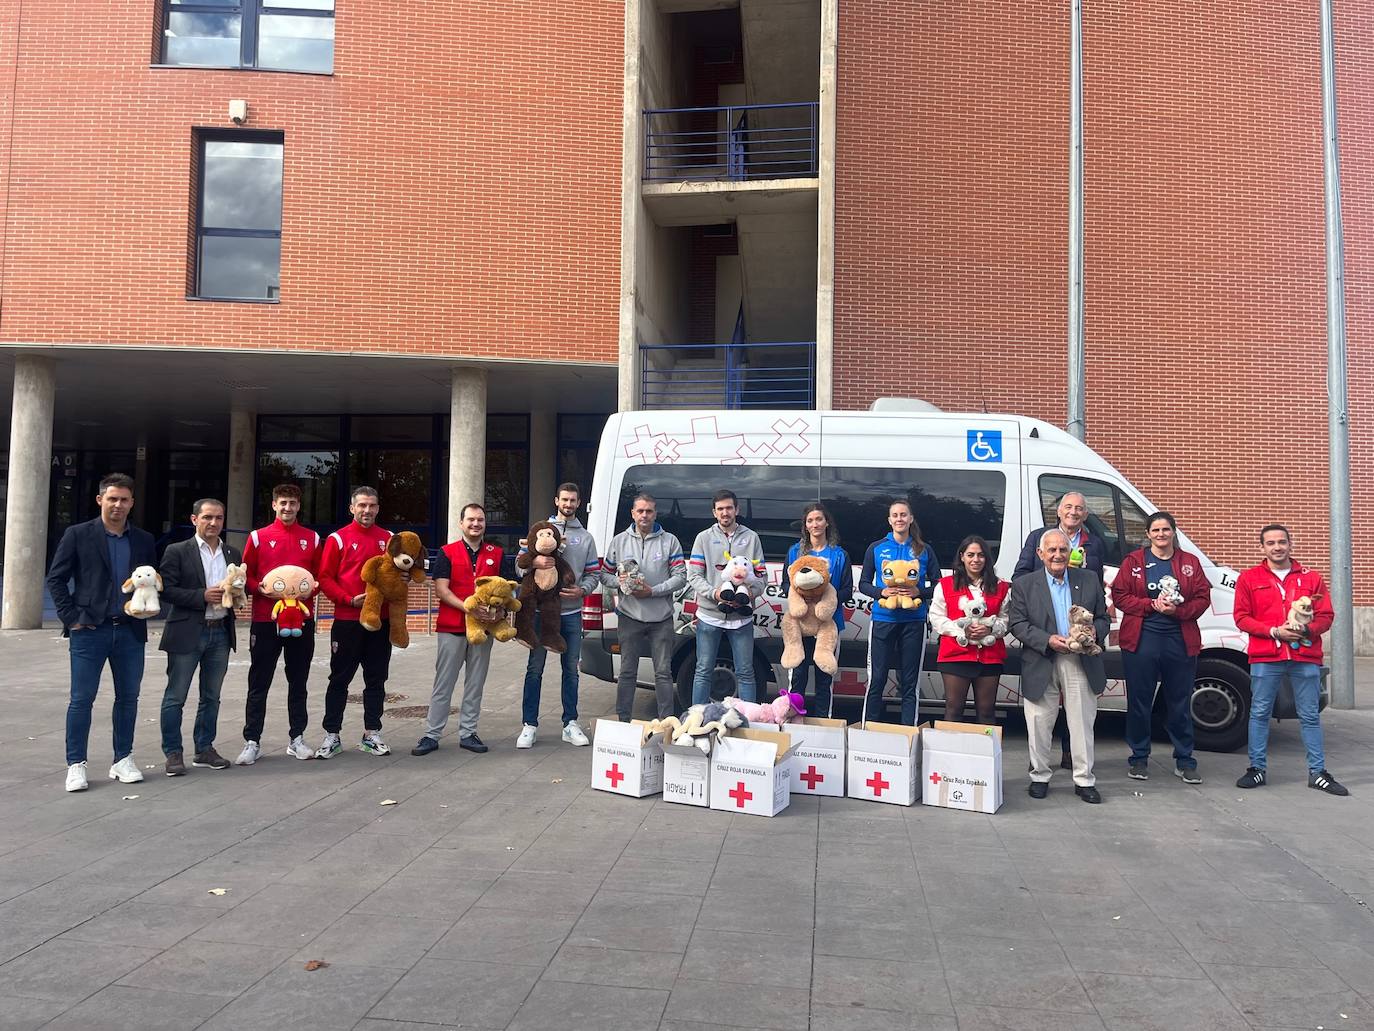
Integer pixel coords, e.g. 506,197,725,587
834,2,1373,600
0,3,622,363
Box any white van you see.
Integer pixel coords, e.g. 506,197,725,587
580,407,1322,752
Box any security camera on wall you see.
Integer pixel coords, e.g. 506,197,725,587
228,100,248,125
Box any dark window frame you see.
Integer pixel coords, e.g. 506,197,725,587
191,129,284,303
158,0,335,75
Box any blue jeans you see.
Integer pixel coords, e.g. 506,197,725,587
521,611,582,726
691,620,756,706
161,622,231,756
67,620,145,765
1122,631,1197,768
1248,660,1325,773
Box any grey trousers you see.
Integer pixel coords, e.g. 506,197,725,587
616,613,677,720
425,633,493,740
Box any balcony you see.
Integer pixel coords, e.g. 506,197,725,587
639,342,815,410
644,102,819,183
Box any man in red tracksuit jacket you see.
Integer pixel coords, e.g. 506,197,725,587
315,486,394,759
237,483,323,765
1232,523,1346,795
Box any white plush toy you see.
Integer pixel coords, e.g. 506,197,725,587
122,565,163,619
1155,574,1185,607
953,589,1008,648
218,562,249,610
716,555,755,615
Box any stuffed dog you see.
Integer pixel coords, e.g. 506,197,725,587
361,531,427,648
1155,574,1185,607
122,565,162,619
217,562,249,611
514,521,575,652
781,555,838,673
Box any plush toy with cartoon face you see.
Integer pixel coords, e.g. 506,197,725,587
262,564,315,637
217,562,249,611
361,531,427,648
717,555,755,615
781,554,838,673
513,521,575,652
122,565,162,619
878,559,922,610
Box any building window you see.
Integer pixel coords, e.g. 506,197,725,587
161,0,334,74
194,133,283,301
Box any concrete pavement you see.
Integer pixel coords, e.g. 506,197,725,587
2,625,1373,1030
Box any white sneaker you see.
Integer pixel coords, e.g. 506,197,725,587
108,756,144,784
286,736,313,760
65,762,88,793
561,721,590,747
235,741,261,766
314,733,342,760
359,731,391,756
516,724,537,749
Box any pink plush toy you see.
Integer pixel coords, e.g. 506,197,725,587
723,690,806,726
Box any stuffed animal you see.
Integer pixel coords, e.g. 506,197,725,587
514,521,575,652
781,555,838,673
1069,546,1087,569
954,589,1009,648
122,565,162,619
1155,574,1185,607
360,531,427,648
1284,595,1315,650
878,559,922,610
650,702,746,754
716,555,755,615
461,575,521,646
1066,604,1103,655
217,562,249,611
262,564,314,637
724,691,806,727
616,558,649,595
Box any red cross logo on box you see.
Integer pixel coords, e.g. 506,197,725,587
728,781,753,808
929,772,941,785
799,765,824,790
866,771,890,797
605,763,625,789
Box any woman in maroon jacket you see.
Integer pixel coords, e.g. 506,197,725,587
1108,511,1212,783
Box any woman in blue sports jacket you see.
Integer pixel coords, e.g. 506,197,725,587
782,503,852,717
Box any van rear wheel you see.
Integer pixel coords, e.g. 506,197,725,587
1190,657,1251,753
673,643,773,711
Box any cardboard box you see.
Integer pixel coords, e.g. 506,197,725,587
847,721,922,806
591,719,664,798
662,739,712,807
709,728,795,817
921,721,1003,814
787,717,847,797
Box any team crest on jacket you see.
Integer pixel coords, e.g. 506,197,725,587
1182,564,1194,575
300,539,308,551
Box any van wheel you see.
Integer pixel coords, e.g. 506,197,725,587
674,644,773,711
1191,657,1251,753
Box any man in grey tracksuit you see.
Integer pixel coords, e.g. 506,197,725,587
686,489,767,705
600,493,687,720
516,484,601,748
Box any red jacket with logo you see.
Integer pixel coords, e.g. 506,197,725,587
435,539,505,634
1109,547,1212,656
1233,560,1334,665
318,522,393,622
242,519,323,623
935,577,1011,664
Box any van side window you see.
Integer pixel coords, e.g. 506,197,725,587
1037,475,1150,566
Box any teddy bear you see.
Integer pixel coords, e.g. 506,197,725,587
716,555,755,615
461,575,521,646
122,565,162,619
1066,604,1103,655
878,559,922,610
262,564,315,637
954,589,1009,648
1284,595,1315,649
514,520,575,652
1155,574,1185,607
781,555,838,673
217,562,249,611
649,701,746,754
361,531,427,649
723,690,806,727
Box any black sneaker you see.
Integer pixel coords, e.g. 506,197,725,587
1075,785,1102,804
1309,770,1350,796
1128,761,1149,780
165,752,186,777
411,736,439,756
192,747,230,770
1236,767,1266,789
1174,765,1202,785
459,734,489,754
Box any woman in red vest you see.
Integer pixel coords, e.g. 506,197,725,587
929,535,1010,724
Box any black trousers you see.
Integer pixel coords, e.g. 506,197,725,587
323,620,391,733
244,621,314,742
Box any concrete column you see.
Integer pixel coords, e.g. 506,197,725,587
226,407,256,551
2,355,56,629
528,408,556,517
448,366,488,542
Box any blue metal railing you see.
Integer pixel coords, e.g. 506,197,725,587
639,341,816,410
644,102,820,183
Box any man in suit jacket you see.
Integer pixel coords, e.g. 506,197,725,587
158,498,241,777
46,472,157,793
1008,528,1111,803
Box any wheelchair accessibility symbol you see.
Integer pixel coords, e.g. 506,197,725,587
967,430,1001,463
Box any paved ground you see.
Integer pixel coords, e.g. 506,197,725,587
2,625,1374,1031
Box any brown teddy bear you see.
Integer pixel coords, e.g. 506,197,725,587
513,521,575,652
782,555,839,673
461,576,521,646
878,559,921,609
360,530,427,648
1066,604,1103,655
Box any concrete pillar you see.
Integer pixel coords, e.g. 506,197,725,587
448,366,488,542
226,407,256,551
2,355,56,629
528,408,556,518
